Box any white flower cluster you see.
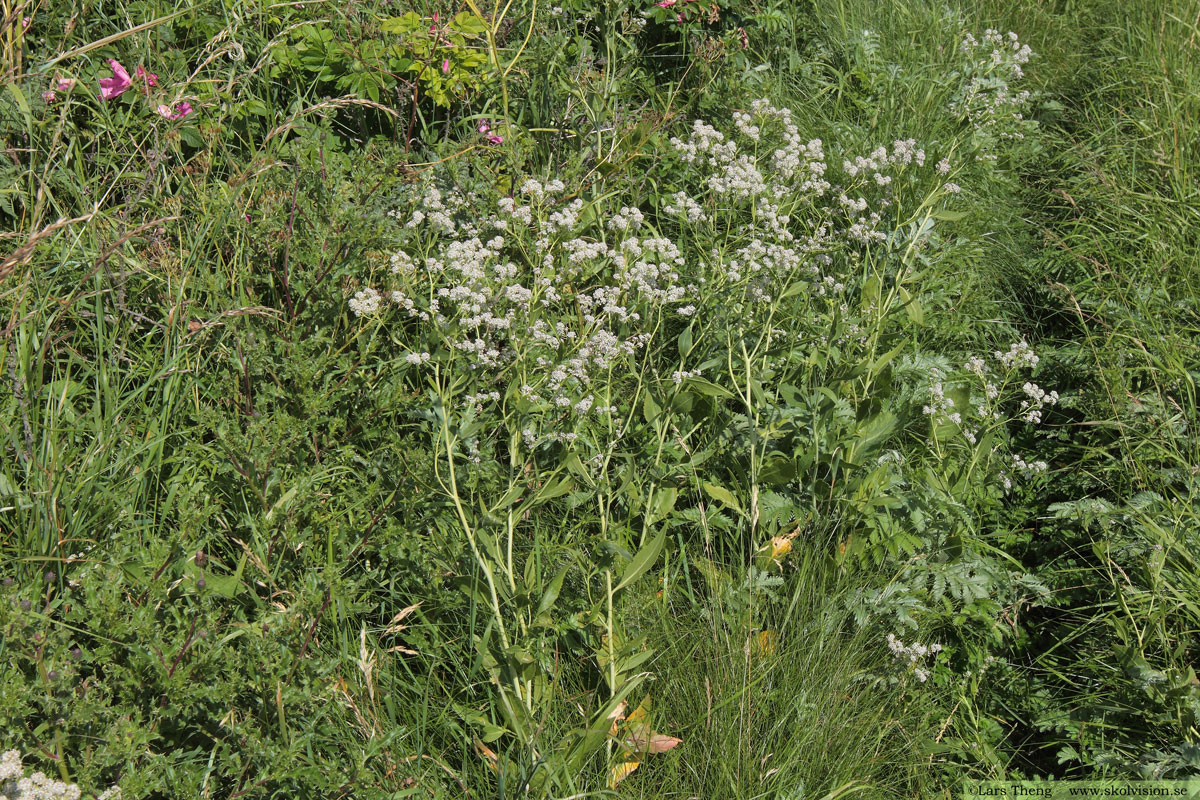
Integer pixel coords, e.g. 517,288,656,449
841,139,926,178
886,634,942,683
953,30,1035,144
834,139,935,243
670,119,735,166
463,391,501,408
919,346,1059,490
1013,453,1049,475
922,370,977,441
358,99,975,447
671,101,829,199
607,206,645,232
404,351,431,365
995,340,1039,369
0,750,120,800
961,29,1033,80
348,287,383,317
367,175,695,443
732,110,761,141
671,368,702,386
391,183,471,234
663,191,707,223
922,372,954,418
389,250,415,274
1019,381,1059,424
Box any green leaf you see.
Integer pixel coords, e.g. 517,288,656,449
702,482,743,515
452,11,489,36
382,12,423,34
759,455,795,486
643,391,662,423
646,487,678,526
614,528,667,595
535,566,569,620
848,412,897,463
677,326,694,358
685,377,735,400
564,453,596,488
897,286,924,325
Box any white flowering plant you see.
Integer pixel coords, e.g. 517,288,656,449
339,74,1069,787
950,28,1041,160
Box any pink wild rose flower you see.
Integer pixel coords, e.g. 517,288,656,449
156,102,194,121
135,65,159,89
99,59,132,100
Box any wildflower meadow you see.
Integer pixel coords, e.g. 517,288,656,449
2,0,1198,797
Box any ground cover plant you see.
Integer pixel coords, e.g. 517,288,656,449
1,0,1198,797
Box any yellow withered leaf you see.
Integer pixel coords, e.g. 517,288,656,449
608,760,640,788
626,695,650,726
753,629,778,656
620,695,682,756
769,535,793,559
607,700,629,737
754,529,797,570
474,738,499,772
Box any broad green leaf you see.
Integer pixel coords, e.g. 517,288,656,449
702,482,743,515
643,391,662,423
614,528,667,595
685,377,735,400
677,326,694,358
646,487,678,526
535,566,569,619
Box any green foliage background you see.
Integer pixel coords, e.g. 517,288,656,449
1,0,1198,797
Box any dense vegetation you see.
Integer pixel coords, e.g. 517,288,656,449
1,0,1197,797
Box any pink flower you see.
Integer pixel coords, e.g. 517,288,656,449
477,120,491,134
156,101,193,121
43,74,77,103
135,65,158,89
655,0,675,6
99,59,132,100
442,58,450,73
486,134,504,145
